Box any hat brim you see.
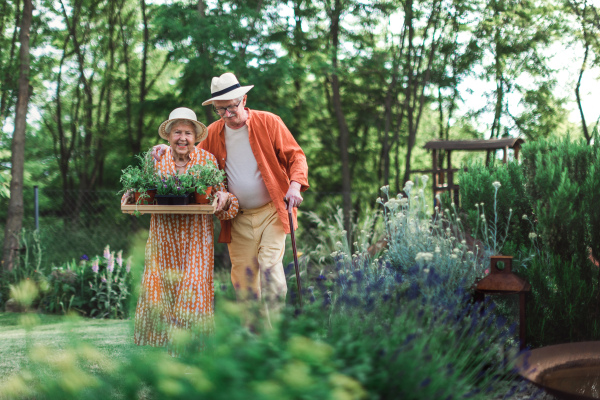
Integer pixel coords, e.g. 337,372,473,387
201,85,254,106
158,119,208,143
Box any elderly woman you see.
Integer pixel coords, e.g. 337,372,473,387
125,107,238,353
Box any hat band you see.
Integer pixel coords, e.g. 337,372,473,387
212,83,241,97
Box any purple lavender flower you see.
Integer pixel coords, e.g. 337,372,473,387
92,259,99,273
80,254,89,261
126,258,131,273
107,254,115,273
116,251,123,267
103,245,110,260
101,276,107,283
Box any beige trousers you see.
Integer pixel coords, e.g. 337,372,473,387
228,201,287,328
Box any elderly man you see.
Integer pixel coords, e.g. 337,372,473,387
155,73,309,328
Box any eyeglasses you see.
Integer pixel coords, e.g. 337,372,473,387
213,100,243,116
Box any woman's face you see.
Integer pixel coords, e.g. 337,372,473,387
168,122,196,158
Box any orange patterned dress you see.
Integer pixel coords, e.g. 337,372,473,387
133,147,238,349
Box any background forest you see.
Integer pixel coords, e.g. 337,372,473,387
1,0,599,269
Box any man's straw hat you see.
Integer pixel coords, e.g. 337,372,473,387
201,73,254,106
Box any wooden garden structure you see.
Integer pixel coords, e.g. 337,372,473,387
413,138,525,207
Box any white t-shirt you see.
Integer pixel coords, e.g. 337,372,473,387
224,124,271,209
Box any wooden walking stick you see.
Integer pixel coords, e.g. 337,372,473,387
284,197,302,306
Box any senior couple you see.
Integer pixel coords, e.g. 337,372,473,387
127,73,309,352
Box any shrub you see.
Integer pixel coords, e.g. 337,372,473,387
459,160,532,251
379,178,486,290
520,134,600,269
2,242,132,318
519,252,600,346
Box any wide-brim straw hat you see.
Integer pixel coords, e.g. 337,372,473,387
201,73,254,106
158,107,208,143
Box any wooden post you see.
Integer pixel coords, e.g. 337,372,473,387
432,149,438,207
503,146,509,164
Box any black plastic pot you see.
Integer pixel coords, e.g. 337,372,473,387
155,193,192,205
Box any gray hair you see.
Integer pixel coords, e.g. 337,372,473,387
165,119,197,135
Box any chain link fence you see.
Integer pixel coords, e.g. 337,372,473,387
1,187,348,271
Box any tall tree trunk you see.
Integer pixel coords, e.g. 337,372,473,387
0,0,21,132
402,0,415,185
576,38,591,144
135,0,149,155
329,0,352,240
2,0,33,272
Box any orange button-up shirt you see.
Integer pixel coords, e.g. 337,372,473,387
199,108,309,243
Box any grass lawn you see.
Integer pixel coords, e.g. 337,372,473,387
0,312,133,383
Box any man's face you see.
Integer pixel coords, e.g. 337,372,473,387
213,96,247,128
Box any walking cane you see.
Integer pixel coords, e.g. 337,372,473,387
284,197,302,307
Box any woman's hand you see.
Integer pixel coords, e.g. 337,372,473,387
121,190,134,205
152,144,169,161
215,191,231,212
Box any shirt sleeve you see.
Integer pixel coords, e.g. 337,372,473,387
270,115,309,191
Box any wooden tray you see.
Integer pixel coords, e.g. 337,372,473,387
121,198,217,215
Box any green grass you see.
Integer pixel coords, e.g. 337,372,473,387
0,313,133,384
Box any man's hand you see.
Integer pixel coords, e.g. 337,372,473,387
285,181,303,209
215,191,231,212
152,144,169,161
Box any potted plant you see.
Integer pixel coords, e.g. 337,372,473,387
155,174,195,205
187,161,226,204
119,150,158,205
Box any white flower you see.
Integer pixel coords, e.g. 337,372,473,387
415,252,434,265
434,246,441,253
492,181,501,189
421,175,429,184
376,197,383,204
404,181,414,192
451,254,458,259
522,214,528,220
529,232,537,239
380,185,390,193
335,241,343,249
453,248,461,254
423,268,430,274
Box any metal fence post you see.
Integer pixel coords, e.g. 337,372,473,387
34,185,39,231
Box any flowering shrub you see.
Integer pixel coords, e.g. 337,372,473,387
26,245,133,318
88,246,132,318
378,177,486,290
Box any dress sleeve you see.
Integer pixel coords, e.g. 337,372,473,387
214,183,239,221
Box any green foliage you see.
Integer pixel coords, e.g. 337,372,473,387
187,161,226,193
519,252,600,346
119,150,159,195
521,135,600,268
459,160,532,252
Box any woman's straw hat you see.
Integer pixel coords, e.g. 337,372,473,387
158,108,208,143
